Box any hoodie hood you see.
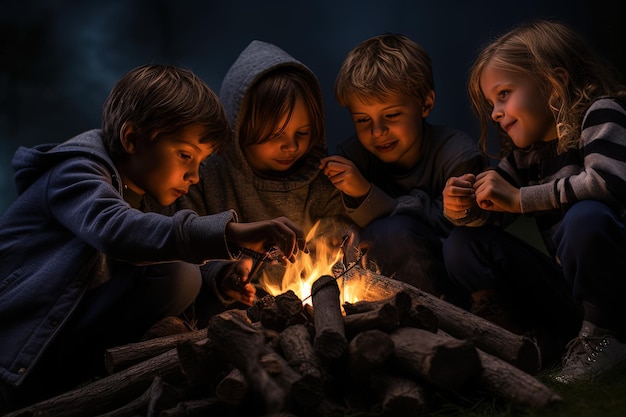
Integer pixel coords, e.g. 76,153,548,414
218,40,327,180
12,129,122,196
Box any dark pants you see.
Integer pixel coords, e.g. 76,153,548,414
359,214,455,299
443,200,626,341
1,261,201,411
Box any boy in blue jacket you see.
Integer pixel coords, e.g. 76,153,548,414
0,64,305,411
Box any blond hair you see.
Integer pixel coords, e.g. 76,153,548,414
468,19,626,156
334,33,434,107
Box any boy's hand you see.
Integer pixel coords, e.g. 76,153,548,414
220,257,256,305
443,173,478,219
320,155,372,199
226,217,307,264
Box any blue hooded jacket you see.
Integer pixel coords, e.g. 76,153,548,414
0,129,235,386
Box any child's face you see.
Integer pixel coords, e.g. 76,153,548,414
347,92,429,169
122,124,215,206
480,62,557,148
243,94,312,175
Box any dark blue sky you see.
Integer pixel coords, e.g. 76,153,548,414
1,0,624,213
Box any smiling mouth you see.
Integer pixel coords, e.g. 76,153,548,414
502,120,515,133
275,159,295,166
374,141,397,153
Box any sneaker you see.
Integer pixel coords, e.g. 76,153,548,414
553,321,626,384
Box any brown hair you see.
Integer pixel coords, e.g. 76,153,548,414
334,33,434,107
102,64,231,161
468,19,626,156
238,67,324,151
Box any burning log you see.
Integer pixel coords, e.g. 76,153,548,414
342,266,540,373
343,301,400,339
390,327,482,391
247,291,306,332
105,329,207,374
343,291,439,333
343,290,412,316
311,275,347,360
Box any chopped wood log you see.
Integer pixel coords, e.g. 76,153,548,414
3,348,185,417
343,292,438,333
247,293,276,323
311,275,347,359
274,290,306,324
343,291,412,318
206,309,287,414
158,398,225,417
246,290,306,332
477,348,563,408
348,329,395,381
140,316,193,341
105,329,207,374
215,368,248,404
402,304,439,333
176,338,228,387
260,350,324,410
279,324,324,382
370,370,429,417
93,376,182,417
390,327,482,390
343,266,540,373
343,302,400,339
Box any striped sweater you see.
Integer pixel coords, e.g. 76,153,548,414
456,97,626,257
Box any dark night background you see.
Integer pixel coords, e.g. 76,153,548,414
1,0,625,215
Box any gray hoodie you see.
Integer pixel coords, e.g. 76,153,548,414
176,40,352,290
182,40,350,243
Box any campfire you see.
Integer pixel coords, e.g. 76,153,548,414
3,224,564,417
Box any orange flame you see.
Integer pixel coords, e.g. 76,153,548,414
261,220,362,305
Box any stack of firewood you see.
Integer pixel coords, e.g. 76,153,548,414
3,267,563,417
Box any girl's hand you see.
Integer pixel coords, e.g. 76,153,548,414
443,173,478,219
219,257,256,306
474,170,521,212
226,217,307,264
319,155,372,198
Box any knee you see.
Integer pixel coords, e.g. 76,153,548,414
443,227,475,265
556,201,623,251
153,263,202,315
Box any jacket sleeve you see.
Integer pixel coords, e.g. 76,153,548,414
47,156,237,264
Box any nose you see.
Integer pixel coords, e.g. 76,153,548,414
280,134,299,152
185,165,200,185
371,118,388,137
491,105,504,122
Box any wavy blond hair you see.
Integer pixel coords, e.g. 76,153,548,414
468,19,626,156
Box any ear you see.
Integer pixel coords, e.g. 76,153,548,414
421,90,435,118
554,67,570,87
120,122,138,154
